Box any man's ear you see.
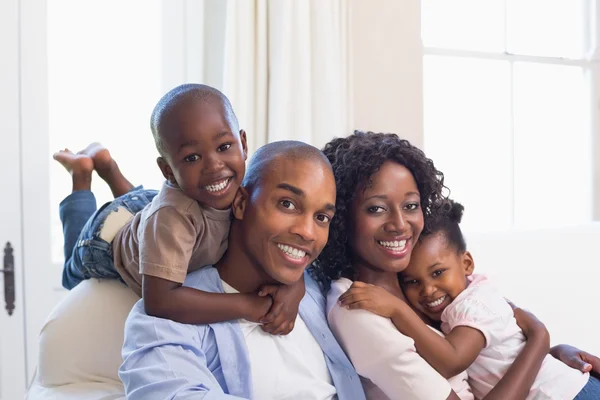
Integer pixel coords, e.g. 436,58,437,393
462,251,475,276
232,186,249,220
157,157,176,186
239,129,248,161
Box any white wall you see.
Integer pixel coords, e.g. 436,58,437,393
349,0,423,148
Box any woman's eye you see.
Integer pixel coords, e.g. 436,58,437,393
316,214,331,223
367,206,385,213
218,143,232,152
280,200,296,210
405,202,420,211
184,154,200,162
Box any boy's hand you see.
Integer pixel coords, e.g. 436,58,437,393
338,281,404,318
258,277,305,335
241,293,273,323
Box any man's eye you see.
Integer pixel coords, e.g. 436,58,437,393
316,214,331,223
218,143,232,152
280,200,296,210
184,154,200,162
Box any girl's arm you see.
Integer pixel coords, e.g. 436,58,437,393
481,306,549,399
339,281,485,378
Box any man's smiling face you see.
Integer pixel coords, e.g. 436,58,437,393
235,156,336,285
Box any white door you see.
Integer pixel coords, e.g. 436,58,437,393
0,1,29,398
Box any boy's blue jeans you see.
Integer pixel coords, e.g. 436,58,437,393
59,186,158,290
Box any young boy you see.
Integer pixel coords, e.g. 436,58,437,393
54,84,303,333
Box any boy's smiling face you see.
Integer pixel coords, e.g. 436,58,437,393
157,99,247,210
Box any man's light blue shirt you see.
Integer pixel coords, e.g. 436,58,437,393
120,266,366,400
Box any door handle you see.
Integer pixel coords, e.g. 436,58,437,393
1,242,15,316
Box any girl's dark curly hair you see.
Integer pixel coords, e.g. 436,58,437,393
312,131,447,287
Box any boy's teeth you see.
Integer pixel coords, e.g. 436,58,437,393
426,296,446,308
378,240,407,250
205,178,229,192
277,244,307,259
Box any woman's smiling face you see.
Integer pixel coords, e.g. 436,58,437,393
349,160,425,275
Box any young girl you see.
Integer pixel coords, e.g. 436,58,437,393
339,199,600,399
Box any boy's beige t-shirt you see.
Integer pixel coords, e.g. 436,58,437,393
112,182,231,297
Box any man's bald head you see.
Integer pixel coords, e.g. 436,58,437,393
242,141,332,192
150,83,239,156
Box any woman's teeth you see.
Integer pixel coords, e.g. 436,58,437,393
205,178,230,193
277,244,307,259
426,295,447,308
378,240,407,250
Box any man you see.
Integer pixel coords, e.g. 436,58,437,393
119,141,366,400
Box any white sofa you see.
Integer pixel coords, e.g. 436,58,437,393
27,279,137,400
26,223,600,399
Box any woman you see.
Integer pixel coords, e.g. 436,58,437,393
314,131,599,400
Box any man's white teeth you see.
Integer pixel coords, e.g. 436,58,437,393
277,244,307,259
426,296,446,308
378,240,407,250
205,178,229,193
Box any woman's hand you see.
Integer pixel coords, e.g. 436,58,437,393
551,344,600,376
338,281,405,318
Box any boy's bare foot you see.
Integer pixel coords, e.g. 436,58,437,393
53,149,94,192
79,142,134,198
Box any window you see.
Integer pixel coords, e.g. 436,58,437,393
422,0,595,231
48,1,165,263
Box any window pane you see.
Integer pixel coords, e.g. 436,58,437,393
513,63,591,228
422,0,505,52
48,1,165,263
506,0,587,58
424,56,512,232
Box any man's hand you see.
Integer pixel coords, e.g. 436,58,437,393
551,344,600,377
258,277,305,335
338,281,404,318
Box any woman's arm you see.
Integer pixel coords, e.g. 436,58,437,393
339,281,485,378
481,306,550,400
329,280,455,400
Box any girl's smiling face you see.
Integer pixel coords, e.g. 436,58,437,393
400,233,474,321
349,161,425,275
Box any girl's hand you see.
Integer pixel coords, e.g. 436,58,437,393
550,344,600,376
257,277,305,335
338,281,404,318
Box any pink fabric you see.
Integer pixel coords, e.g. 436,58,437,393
441,274,588,399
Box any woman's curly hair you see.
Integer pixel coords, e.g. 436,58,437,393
312,131,447,288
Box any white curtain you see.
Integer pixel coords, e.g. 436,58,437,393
215,0,351,154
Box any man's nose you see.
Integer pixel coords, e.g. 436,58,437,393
290,214,316,242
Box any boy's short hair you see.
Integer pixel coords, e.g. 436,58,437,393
150,84,239,156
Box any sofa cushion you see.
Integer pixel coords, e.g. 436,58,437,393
29,278,138,398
